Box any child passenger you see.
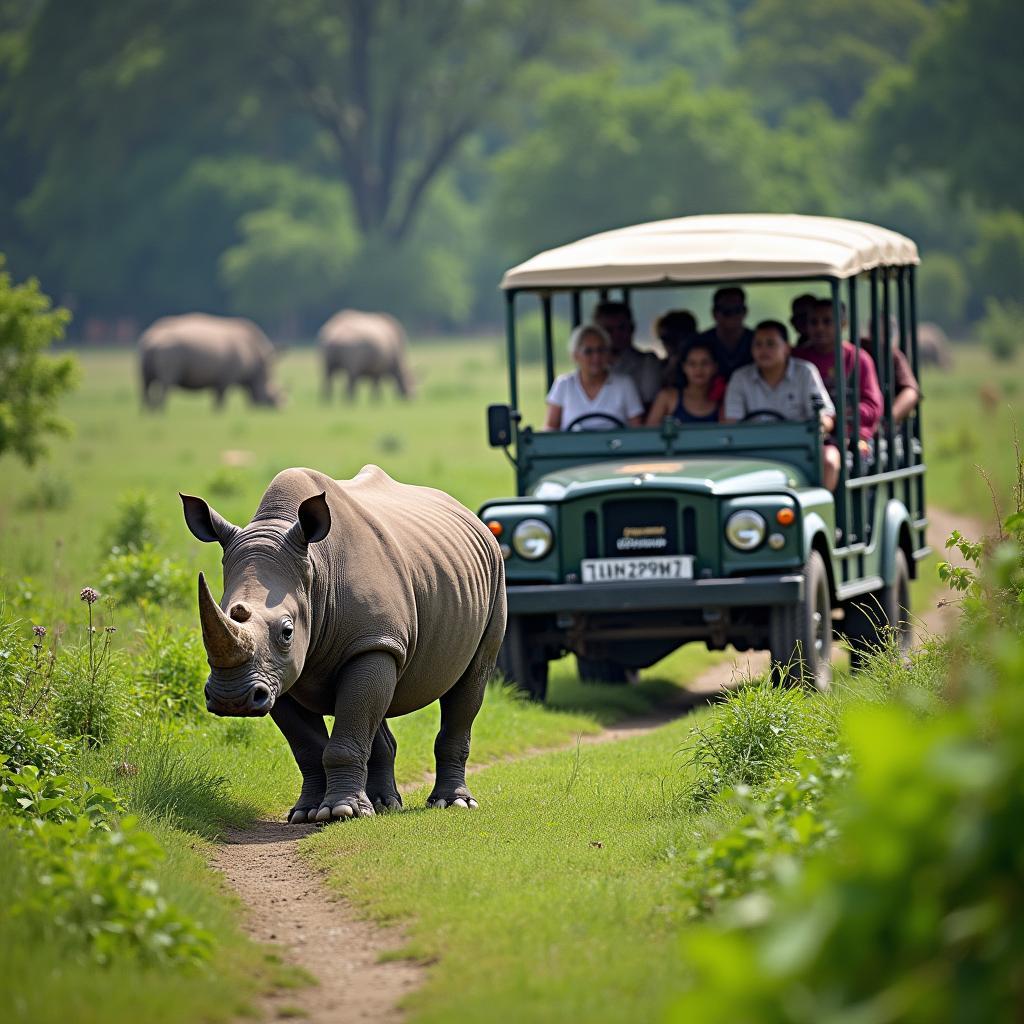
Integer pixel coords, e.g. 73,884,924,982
723,320,841,490
644,339,721,426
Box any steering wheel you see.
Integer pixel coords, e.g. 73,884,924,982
740,409,786,423
564,412,626,432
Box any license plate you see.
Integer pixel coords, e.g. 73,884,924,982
580,555,693,583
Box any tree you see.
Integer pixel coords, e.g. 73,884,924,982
0,256,76,464
860,0,1024,210
736,0,928,118
2,0,607,326
488,72,842,264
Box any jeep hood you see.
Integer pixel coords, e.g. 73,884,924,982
529,457,805,499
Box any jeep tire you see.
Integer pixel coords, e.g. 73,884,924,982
770,549,832,691
844,547,912,671
496,615,549,701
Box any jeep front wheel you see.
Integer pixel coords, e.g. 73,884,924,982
770,549,832,692
496,615,549,701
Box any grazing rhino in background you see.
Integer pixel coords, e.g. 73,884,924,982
318,309,414,401
181,465,505,822
139,313,283,410
917,322,952,369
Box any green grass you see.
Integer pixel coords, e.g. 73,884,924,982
303,713,709,1024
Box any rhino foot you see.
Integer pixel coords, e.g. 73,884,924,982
426,785,478,810
314,790,375,823
369,790,403,814
286,804,321,825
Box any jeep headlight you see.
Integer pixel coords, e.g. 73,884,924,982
725,510,766,551
512,518,553,560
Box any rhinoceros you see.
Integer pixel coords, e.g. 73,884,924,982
139,313,282,410
318,309,414,401
180,465,505,822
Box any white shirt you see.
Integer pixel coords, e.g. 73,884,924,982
611,347,664,406
723,359,835,422
547,371,644,430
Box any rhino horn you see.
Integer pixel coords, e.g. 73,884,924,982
198,572,255,669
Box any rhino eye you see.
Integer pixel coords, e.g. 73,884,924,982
279,620,294,647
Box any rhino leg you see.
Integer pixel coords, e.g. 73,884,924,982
315,651,398,822
366,720,402,813
269,693,328,825
346,372,359,401
426,600,504,810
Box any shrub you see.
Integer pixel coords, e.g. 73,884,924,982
0,710,73,774
0,758,213,967
0,616,57,717
16,470,73,511
515,309,573,366
0,254,77,465
100,490,160,554
205,466,246,498
679,750,849,921
48,591,127,746
975,297,1024,362
916,251,968,328
99,545,191,607
683,682,817,804
137,622,207,719
670,503,1024,1024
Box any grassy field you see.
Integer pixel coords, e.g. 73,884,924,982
1,338,1019,1023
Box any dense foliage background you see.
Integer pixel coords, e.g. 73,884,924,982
1,0,1020,338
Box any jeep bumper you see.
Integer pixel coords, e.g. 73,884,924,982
506,574,805,615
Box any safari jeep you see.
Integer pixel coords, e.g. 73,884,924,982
480,214,928,700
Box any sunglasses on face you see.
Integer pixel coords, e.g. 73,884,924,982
714,305,745,316
578,346,608,356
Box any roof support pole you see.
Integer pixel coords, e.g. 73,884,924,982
908,265,926,539
571,291,582,328
831,278,849,548
505,290,519,414
541,293,555,391
896,268,914,522
848,276,865,556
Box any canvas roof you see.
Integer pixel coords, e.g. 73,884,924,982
500,214,919,291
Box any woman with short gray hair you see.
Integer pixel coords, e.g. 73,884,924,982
543,324,644,431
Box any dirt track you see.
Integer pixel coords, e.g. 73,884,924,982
214,506,981,1023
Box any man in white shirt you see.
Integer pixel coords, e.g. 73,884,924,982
592,301,663,409
723,319,840,489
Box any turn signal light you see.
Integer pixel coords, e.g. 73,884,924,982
486,520,503,537
776,508,795,526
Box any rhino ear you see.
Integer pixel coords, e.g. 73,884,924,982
286,492,331,547
180,493,240,548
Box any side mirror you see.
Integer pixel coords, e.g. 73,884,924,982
487,404,513,447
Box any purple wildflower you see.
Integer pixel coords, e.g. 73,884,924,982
80,586,99,605
32,625,47,639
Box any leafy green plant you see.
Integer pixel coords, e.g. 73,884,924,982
0,711,72,774
680,750,849,920
683,682,818,805
49,590,126,746
100,490,160,554
99,546,191,607
136,622,206,719
0,255,77,465
0,616,57,717
976,297,1024,362
205,466,246,498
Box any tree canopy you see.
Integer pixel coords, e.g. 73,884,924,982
0,0,1019,334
